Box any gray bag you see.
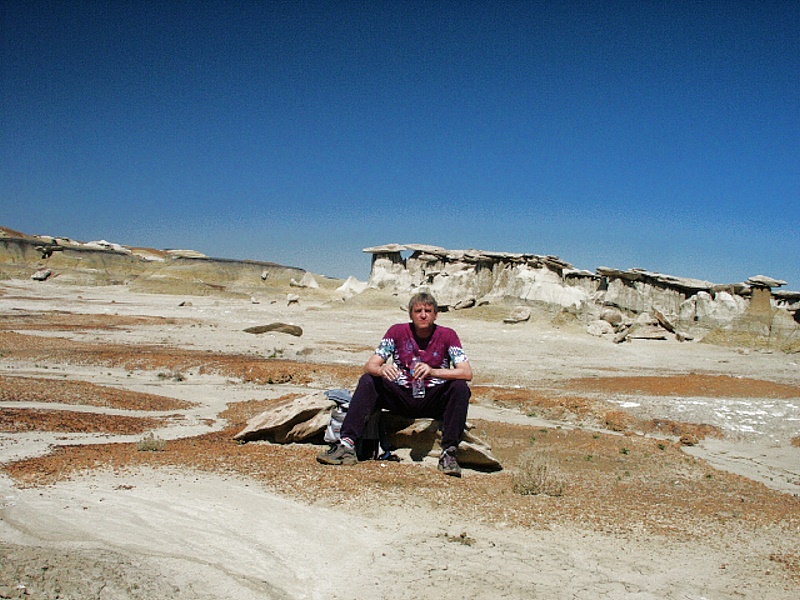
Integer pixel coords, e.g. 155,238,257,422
323,389,351,444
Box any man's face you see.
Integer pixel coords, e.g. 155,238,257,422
409,302,437,332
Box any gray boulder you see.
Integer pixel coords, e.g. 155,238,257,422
31,268,52,281
243,322,303,336
600,308,624,327
503,306,531,323
587,319,614,337
381,414,502,471
233,392,334,443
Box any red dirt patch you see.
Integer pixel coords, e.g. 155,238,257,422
562,374,800,399
0,408,167,434
0,310,189,331
0,374,195,411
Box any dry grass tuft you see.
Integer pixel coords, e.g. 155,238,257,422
512,450,565,497
136,432,167,452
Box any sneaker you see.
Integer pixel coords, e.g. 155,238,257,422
316,443,357,466
438,446,461,477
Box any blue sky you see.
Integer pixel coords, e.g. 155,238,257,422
2,1,798,288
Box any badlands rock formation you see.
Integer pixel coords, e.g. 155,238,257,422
364,244,800,346
0,227,308,297
1,226,797,349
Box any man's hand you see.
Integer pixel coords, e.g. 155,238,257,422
366,354,399,381
378,362,401,381
411,360,432,380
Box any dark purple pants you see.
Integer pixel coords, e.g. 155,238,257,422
340,374,471,450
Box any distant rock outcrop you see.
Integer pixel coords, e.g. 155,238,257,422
2,224,797,349
363,244,800,346
363,243,589,310
0,228,306,296
336,275,368,298
290,272,319,289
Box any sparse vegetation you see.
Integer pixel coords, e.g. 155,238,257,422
136,432,166,452
512,450,565,497
157,370,186,382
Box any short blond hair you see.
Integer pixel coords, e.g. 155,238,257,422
408,292,438,314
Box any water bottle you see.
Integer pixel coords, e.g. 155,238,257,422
410,357,425,398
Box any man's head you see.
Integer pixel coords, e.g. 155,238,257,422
408,292,438,315
408,292,438,335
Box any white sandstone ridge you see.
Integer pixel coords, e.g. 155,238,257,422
363,244,800,335
28,234,208,262
0,226,308,293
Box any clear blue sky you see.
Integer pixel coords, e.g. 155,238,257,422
2,1,798,288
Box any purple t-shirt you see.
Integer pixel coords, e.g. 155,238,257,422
375,323,468,389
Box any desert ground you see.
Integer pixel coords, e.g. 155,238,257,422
1,278,799,599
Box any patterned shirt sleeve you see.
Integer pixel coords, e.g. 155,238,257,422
445,328,468,366
449,344,468,365
375,336,395,361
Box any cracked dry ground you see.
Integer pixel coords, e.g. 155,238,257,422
1,313,799,586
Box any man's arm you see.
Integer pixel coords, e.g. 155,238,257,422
414,359,472,382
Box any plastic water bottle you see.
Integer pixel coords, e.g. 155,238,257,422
410,357,425,398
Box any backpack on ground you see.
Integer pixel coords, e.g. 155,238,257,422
323,388,396,461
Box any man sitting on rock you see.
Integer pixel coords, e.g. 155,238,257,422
317,292,473,477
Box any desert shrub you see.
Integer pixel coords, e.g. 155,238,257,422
156,370,186,382
136,432,166,452
512,450,565,497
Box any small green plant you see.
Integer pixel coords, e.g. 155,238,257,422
513,451,565,497
657,443,667,451
620,447,630,455
136,432,166,452
583,454,593,462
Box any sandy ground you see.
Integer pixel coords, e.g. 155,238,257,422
1,279,799,599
